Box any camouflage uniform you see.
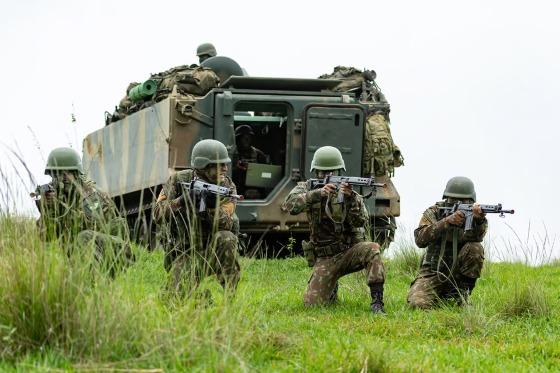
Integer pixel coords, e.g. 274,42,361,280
35,176,133,275
407,202,487,308
153,169,240,295
282,182,385,307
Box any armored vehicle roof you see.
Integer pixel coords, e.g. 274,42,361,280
220,76,342,92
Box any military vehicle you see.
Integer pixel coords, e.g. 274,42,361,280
83,69,401,253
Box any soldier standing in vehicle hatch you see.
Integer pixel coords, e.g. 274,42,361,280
281,146,386,314
407,176,487,309
196,43,217,64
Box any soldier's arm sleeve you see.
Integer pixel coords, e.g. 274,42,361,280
207,182,237,231
281,182,321,215
215,198,236,231
153,174,182,223
346,192,369,228
414,207,449,248
256,149,270,164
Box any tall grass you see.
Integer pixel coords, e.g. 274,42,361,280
385,227,422,281
1,148,559,371
490,222,557,265
0,215,278,370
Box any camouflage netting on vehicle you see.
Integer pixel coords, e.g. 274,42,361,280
363,113,404,177
151,65,220,98
320,66,403,177
319,66,388,105
319,66,365,92
107,65,220,124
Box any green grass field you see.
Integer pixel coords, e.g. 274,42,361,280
0,217,559,372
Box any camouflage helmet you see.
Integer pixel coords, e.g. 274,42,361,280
191,139,231,169
442,176,476,201
196,43,217,58
45,147,83,175
235,124,254,137
310,146,346,172
200,56,243,83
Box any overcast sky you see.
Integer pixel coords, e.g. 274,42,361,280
1,0,558,261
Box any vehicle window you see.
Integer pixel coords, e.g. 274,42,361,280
232,102,288,200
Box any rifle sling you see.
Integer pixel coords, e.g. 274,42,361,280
324,197,347,234
436,227,459,278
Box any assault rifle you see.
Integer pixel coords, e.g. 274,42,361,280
180,179,243,212
29,183,54,200
438,203,515,232
307,175,385,203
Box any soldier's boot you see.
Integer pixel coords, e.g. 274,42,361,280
329,281,339,304
369,284,386,314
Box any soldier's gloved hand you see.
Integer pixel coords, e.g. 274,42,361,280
339,182,353,197
170,195,185,211
472,203,486,219
445,210,465,226
320,183,337,197
44,191,55,202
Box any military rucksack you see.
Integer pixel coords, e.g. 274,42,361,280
318,66,365,92
106,66,220,125
151,64,220,99
363,113,404,177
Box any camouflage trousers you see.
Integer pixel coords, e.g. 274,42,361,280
407,242,484,309
304,241,385,306
168,230,240,297
75,230,135,277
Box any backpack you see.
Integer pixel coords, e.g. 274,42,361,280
151,65,220,99
106,66,220,125
318,66,366,92
363,113,404,177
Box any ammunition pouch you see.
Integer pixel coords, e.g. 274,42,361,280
301,240,316,267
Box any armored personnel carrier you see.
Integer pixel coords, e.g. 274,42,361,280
83,69,402,252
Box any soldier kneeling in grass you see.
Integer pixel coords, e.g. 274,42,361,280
282,146,386,314
407,176,487,309
154,139,241,298
33,147,134,276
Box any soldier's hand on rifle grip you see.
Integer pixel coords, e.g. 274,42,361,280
472,204,485,219
320,183,337,197
339,182,353,197
445,210,465,226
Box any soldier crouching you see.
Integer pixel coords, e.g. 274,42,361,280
153,139,240,297
33,147,134,277
407,176,487,309
282,146,386,314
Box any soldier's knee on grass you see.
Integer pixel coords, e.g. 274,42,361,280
407,291,435,309
215,230,238,248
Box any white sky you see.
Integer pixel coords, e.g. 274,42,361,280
1,0,558,261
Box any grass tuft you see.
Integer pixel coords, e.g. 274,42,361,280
498,281,552,318
387,241,422,281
